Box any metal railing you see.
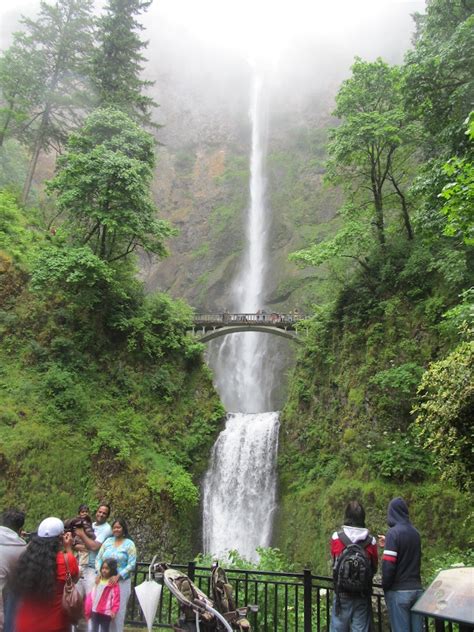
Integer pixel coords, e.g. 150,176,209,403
193,313,305,326
126,562,378,631
126,562,467,631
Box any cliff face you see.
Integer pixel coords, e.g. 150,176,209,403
138,2,420,314
143,80,341,314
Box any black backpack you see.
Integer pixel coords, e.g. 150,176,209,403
333,531,374,600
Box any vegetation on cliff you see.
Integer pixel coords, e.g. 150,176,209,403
0,0,224,558
0,177,224,559
278,0,473,576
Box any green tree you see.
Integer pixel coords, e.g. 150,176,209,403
328,58,418,244
438,114,474,245
290,58,418,272
404,0,474,155
48,107,174,262
0,43,44,147
90,0,157,125
13,0,95,203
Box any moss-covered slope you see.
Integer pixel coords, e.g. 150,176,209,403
0,191,224,559
276,243,473,577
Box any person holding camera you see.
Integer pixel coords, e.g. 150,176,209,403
12,516,79,632
65,505,97,571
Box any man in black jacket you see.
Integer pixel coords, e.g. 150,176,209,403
380,497,423,632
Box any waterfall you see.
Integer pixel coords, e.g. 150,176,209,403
203,71,281,560
202,412,279,561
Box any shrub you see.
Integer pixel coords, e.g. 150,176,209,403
368,431,431,482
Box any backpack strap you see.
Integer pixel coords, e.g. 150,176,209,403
337,530,352,548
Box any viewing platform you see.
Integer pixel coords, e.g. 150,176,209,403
190,312,307,344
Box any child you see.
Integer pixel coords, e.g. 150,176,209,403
84,558,120,632
65,504,96,569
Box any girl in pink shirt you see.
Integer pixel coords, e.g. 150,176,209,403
85,559,120,632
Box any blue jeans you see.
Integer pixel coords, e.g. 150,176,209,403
330,594,372,632
385,589,424,632
3,591,18,632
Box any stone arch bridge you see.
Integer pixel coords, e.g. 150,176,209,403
190,312,307,344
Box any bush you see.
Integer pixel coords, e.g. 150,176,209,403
31,246,117,305
368,431,431,482
370,363,424,396
413,341,474,489
115,292,201,360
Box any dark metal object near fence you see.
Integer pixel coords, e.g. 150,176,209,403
126,562,468,631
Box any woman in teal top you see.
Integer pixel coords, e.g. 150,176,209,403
95,517,136,632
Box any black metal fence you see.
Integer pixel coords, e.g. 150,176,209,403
125,562,467,631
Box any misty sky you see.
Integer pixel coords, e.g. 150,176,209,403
1,0,424,58
0,0,425,141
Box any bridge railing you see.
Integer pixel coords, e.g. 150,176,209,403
193,312,305,325
125,562,452,631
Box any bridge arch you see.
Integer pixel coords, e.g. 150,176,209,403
194,325,303,344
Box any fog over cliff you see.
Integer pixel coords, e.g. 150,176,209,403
1,0,425,307
143,1,423,145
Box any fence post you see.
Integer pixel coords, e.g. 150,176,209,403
187,560,196,582
303,568,312,632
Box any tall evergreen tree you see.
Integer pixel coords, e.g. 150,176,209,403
91,0,157,126
13,0,95,203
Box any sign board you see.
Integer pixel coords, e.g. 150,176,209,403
412,567,474,625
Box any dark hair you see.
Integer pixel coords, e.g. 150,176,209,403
78,504,90,513
101,558,118,576
97,503,111,517
11,535,61,598
1,509,25,533
112,517,130,539
344,500,366,527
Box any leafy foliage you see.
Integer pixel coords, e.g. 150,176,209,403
31,246,116,304
370,363,424,396
0,187,223,560
0,190,41,263
413,341,474,490
49,107,175,262
368,431,431,482
439,114,474,245
114,291,203,360
404,4,474,154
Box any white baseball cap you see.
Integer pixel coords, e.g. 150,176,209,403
37,517,64,538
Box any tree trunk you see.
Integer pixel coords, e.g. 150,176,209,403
22,141,42,204
0,101,15,147
21,108,50,204
371,160,386,246
390,175,414,240
373,190,385,246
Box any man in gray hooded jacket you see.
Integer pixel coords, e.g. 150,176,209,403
0,510,26,632
381,497,423,632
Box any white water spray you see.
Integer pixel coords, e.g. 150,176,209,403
203,72,280,560
202,412,279,560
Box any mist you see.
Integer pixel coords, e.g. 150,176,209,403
1,0,424,144
142,1,424,146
